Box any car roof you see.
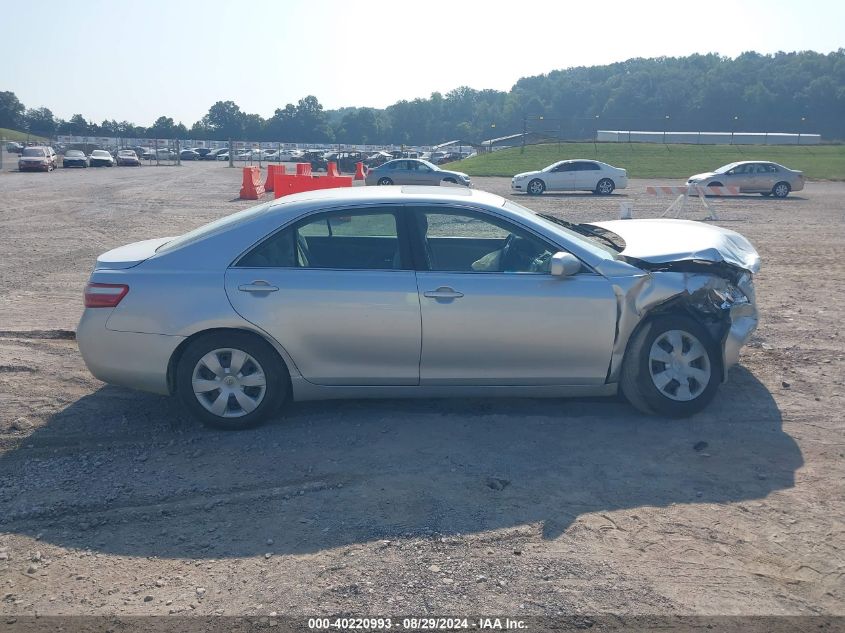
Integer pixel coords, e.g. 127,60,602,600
266,185,500,215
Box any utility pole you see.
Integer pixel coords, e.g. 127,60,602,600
521,114,527,154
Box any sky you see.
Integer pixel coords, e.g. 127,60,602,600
2,0,843,127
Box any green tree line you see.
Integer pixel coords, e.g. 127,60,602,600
2,50,843,144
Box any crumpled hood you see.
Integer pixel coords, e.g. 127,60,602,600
588,218,761,273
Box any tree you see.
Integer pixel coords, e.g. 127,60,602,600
149,116,176,138
24,107,56,137
202,100,244,139
0,91,25,129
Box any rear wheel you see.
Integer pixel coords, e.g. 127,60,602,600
595,178,615,195
621,315,720,417
772,181,791,198
526,179,545,195
176,332,288,430
377,177,393,186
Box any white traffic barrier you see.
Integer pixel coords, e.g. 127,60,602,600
646,184,737,221
619,201,633,219
645,185,739,196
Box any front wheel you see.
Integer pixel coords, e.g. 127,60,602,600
595,178,615,195
621,315,720,417
176,332,288,430
526,179,545,195
377,177,393,186
772,181,791,198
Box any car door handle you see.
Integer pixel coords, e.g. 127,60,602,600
238,281,279,293
423,287,464,299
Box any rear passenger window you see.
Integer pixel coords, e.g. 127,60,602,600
237,210,403,270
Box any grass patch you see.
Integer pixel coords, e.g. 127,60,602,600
451,143,845,181
0,128,48,143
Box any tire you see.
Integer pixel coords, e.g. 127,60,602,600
526,178,545,195
620,315,720,418
772,181,790,198
377,177,393,186
595,178,615,195
176,331,288,430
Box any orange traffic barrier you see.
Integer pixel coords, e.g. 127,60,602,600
264,164,286,192
239,166,265,200
326,161,341,177
273,172,354,199
295,163,312,177
354,161,367,181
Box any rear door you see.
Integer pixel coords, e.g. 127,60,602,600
225,206,421,386
573,161,602,189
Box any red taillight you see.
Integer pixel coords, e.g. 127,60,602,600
84,283,129,308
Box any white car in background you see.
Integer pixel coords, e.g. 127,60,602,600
512,159,628,195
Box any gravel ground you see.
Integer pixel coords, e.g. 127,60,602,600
0,162,843,617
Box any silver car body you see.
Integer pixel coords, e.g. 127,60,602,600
512,160,628,193
78,187,759,407
687,161,804,196
365,159,471,187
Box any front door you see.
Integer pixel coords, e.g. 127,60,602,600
544,162,577,191
225,207,421,386
411,207,617,385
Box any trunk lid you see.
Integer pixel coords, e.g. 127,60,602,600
587,219,760,273
95,237,174,270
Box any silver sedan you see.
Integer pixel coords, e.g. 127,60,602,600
78,187,760,429
687,161,805,198
365,159,471,187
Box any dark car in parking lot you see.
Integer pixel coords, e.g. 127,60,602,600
192,148,213,160
116,150,141,166
301,150,328,172
180,149,201,161
63,149,89,168
6,142,25,154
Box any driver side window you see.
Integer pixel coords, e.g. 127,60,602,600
416,209,555,274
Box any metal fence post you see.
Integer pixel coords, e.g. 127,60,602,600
176,139,181,166
228,138,234,168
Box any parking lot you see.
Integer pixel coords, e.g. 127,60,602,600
0,161,843,616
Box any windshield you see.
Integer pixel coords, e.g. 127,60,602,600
22,148,45,157
156,201,275,254
66,150,84,157
714,162,741,174
542,161,565,172
118,150,135,156
501,200,620,258
92,150,109,157
418,159,439,170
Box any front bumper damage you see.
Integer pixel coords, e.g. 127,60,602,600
604,265,758,384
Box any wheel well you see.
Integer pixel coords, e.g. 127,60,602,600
166,327,291,396
622,299,728,383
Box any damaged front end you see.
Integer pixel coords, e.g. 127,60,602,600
600,258,758,384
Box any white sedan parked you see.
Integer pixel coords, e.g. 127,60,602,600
511,160,628,195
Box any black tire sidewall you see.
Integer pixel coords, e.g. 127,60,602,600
597,178,615,195
773,182,790,198
628,315,721,417
378,177,392,185
176,332,287,430
527,179,545,195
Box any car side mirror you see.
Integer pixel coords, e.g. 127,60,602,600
550,252,581,277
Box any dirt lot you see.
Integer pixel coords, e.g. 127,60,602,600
0,162,843,617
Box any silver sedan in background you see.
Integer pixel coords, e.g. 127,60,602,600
687,161,804,198
78,187,759,430
365,159,471,187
